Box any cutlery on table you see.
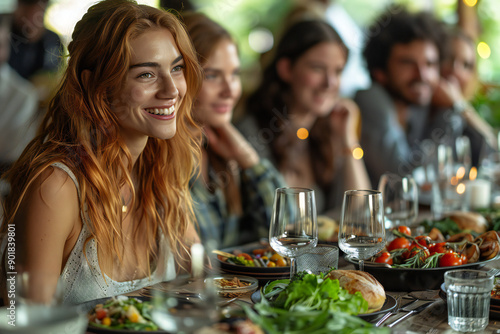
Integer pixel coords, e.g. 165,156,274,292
488,268,500,277
387,301,435,328
375,297,419,327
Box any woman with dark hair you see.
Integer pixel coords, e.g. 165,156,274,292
240,19,370,218
0,0,203,304
183,12,285,248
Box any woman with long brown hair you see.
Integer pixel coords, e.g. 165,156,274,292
0,0,202,304
241,19,371,218
183,12,285,248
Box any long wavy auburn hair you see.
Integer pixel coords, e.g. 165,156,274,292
246,20,348,189
0,0,203,274
182,12,242,215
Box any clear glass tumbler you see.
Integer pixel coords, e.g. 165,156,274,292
444,269,494,332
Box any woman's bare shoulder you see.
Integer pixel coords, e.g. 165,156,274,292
20,165,80,221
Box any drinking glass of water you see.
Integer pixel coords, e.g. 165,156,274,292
338,190,385,271
378,173,418,229
269,187,318,279
445,269,494,332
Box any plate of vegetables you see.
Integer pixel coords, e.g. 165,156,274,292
215,242,291,283
87,296,164,333
347,226,500,291
242,271,391,332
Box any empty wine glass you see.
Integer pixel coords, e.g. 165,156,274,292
152,244,218,333
338,190,385,271
378,173,418,229
269,187,318,279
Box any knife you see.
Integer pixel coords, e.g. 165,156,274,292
375,298,419,327
387,301,434,328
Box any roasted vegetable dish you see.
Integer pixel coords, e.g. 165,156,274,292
218,247,289,267
370,225,500,268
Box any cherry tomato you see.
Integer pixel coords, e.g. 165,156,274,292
96,309,107,320
374,252,393,265
405,242,430,262
415,235,432,248
252,249,266,256
439,252,463,267
459,252,468,265
239,253,253,261
270,253,283,262
397,226,412,236
275,258,287,267
430,242,453,255
387,237,411,252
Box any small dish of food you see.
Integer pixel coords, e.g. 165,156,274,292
209,275,259,298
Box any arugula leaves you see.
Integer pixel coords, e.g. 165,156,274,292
242,272,389,334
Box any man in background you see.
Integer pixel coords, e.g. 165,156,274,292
0,9,39,178
354,6,464,187
8,0,62,103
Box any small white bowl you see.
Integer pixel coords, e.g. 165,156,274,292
0,304,87,334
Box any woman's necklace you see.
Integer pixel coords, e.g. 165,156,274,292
121,191,132,214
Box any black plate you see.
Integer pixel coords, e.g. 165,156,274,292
85,296,168,334
346,255,500,291
439,283,500,320
250,290,396,321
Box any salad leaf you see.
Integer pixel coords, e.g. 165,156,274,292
244,272,389,334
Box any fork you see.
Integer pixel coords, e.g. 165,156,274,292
488,268,500,277
375,297,419,327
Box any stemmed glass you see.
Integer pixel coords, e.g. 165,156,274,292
269,187,318,279
152,244,218,333
338,190,385,271
378,173,418,229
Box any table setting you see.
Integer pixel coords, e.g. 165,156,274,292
3,180,500,334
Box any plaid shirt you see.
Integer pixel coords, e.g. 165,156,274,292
190,158,286,248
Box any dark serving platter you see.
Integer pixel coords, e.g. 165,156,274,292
346,255,499,291
439,283,500,320
216,242,290,284
250,290,396,322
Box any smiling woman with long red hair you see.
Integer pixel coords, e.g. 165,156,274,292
0,0,203,304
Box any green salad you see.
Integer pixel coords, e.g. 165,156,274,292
88,295,158,331
242,272,390,334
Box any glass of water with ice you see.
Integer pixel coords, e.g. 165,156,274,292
444,269,494,332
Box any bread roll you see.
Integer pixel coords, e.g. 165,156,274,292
445,211,488,234
326,270,386,312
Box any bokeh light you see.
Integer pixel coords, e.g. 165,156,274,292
352,147,364,160
469,167,478,180
477,42,491,59
297,128,309,140
248,27,274,53
463,0,478,7
456,166,466,180
457,183,466,195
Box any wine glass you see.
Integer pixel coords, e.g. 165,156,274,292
269,187,318,279
152,244,218,333
378,173,418,229
338,190,385,271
